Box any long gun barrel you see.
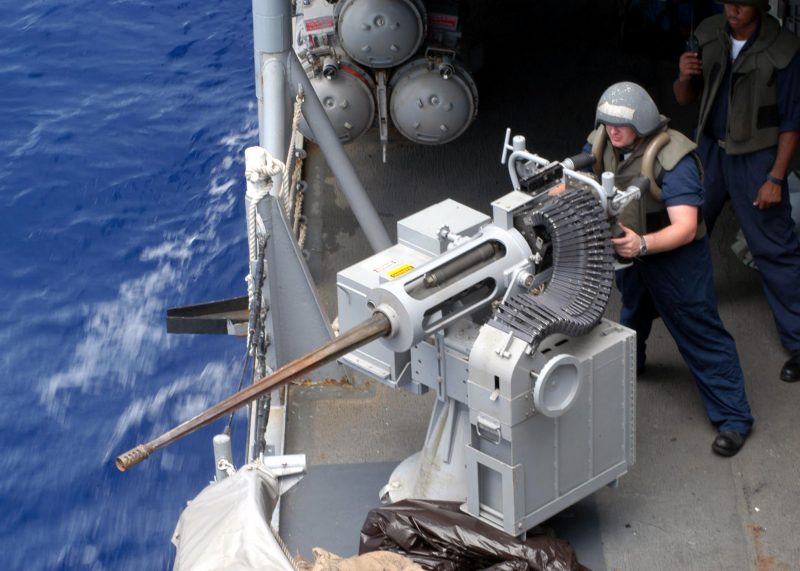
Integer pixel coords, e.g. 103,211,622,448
115,312,392,472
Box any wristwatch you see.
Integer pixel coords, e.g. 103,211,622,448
638,235,648,257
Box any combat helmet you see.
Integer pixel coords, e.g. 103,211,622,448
595,81,662,138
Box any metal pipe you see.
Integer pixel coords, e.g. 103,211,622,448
213,434,234,481
562,153,595,172
261,57,288,193
288,53,392,252
424,242,500,288
115,313,392,472
566,168,609,212
251,0,291,55
252,0,291,195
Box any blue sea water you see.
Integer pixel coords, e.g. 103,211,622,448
0,1,259,568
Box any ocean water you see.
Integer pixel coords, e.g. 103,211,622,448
0,1,258,568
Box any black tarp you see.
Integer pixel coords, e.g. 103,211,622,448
359,499,588,571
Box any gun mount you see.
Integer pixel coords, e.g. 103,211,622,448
337,133,639,535
118,131,641,537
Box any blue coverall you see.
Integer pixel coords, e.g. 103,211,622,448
614,156,754,434
698,31,800,354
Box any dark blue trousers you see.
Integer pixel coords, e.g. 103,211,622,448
615,238,753,434
698,136,800,352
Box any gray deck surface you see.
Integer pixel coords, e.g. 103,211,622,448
280,2,800,569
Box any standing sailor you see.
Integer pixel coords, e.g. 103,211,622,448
674,0,800,383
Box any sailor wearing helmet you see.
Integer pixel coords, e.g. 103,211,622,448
590,81,754,457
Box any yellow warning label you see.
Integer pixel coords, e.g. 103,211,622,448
387,264,414,278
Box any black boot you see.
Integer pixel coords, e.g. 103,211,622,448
712,431,747,457
780,351,800,383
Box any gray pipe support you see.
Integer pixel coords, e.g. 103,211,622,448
252,0,291,195
213,433,234,482
252,0,291,55
261,56,288,196
288,53,391,252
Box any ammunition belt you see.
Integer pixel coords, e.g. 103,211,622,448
489,189,614,348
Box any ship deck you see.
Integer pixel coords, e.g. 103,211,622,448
278,3,800,568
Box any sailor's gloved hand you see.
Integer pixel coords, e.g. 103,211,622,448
611,222,642,259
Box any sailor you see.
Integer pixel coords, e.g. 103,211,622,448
591,81,754,457
674,0,800,383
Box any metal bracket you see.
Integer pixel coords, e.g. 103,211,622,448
166,296,249,335
376,70,389,163
495,330,515,359
434,330,447,402
475,414,502,445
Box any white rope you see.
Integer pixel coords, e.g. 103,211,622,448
245,148,284,262
298,220,308,251
243,92,307,293
279,92,305,218
287,150,304,224
245,272,255,303
216,458,236,479
290,164,304,235
245,152,284,199
246,200,264,263
292,188,305,237
271,525,301,570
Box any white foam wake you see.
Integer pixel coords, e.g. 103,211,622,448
40,120,258,428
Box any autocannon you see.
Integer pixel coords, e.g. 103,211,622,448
117,131,643,536
336,133,641,534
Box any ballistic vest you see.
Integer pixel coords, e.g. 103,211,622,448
588,126,706,240
695,14,799,155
